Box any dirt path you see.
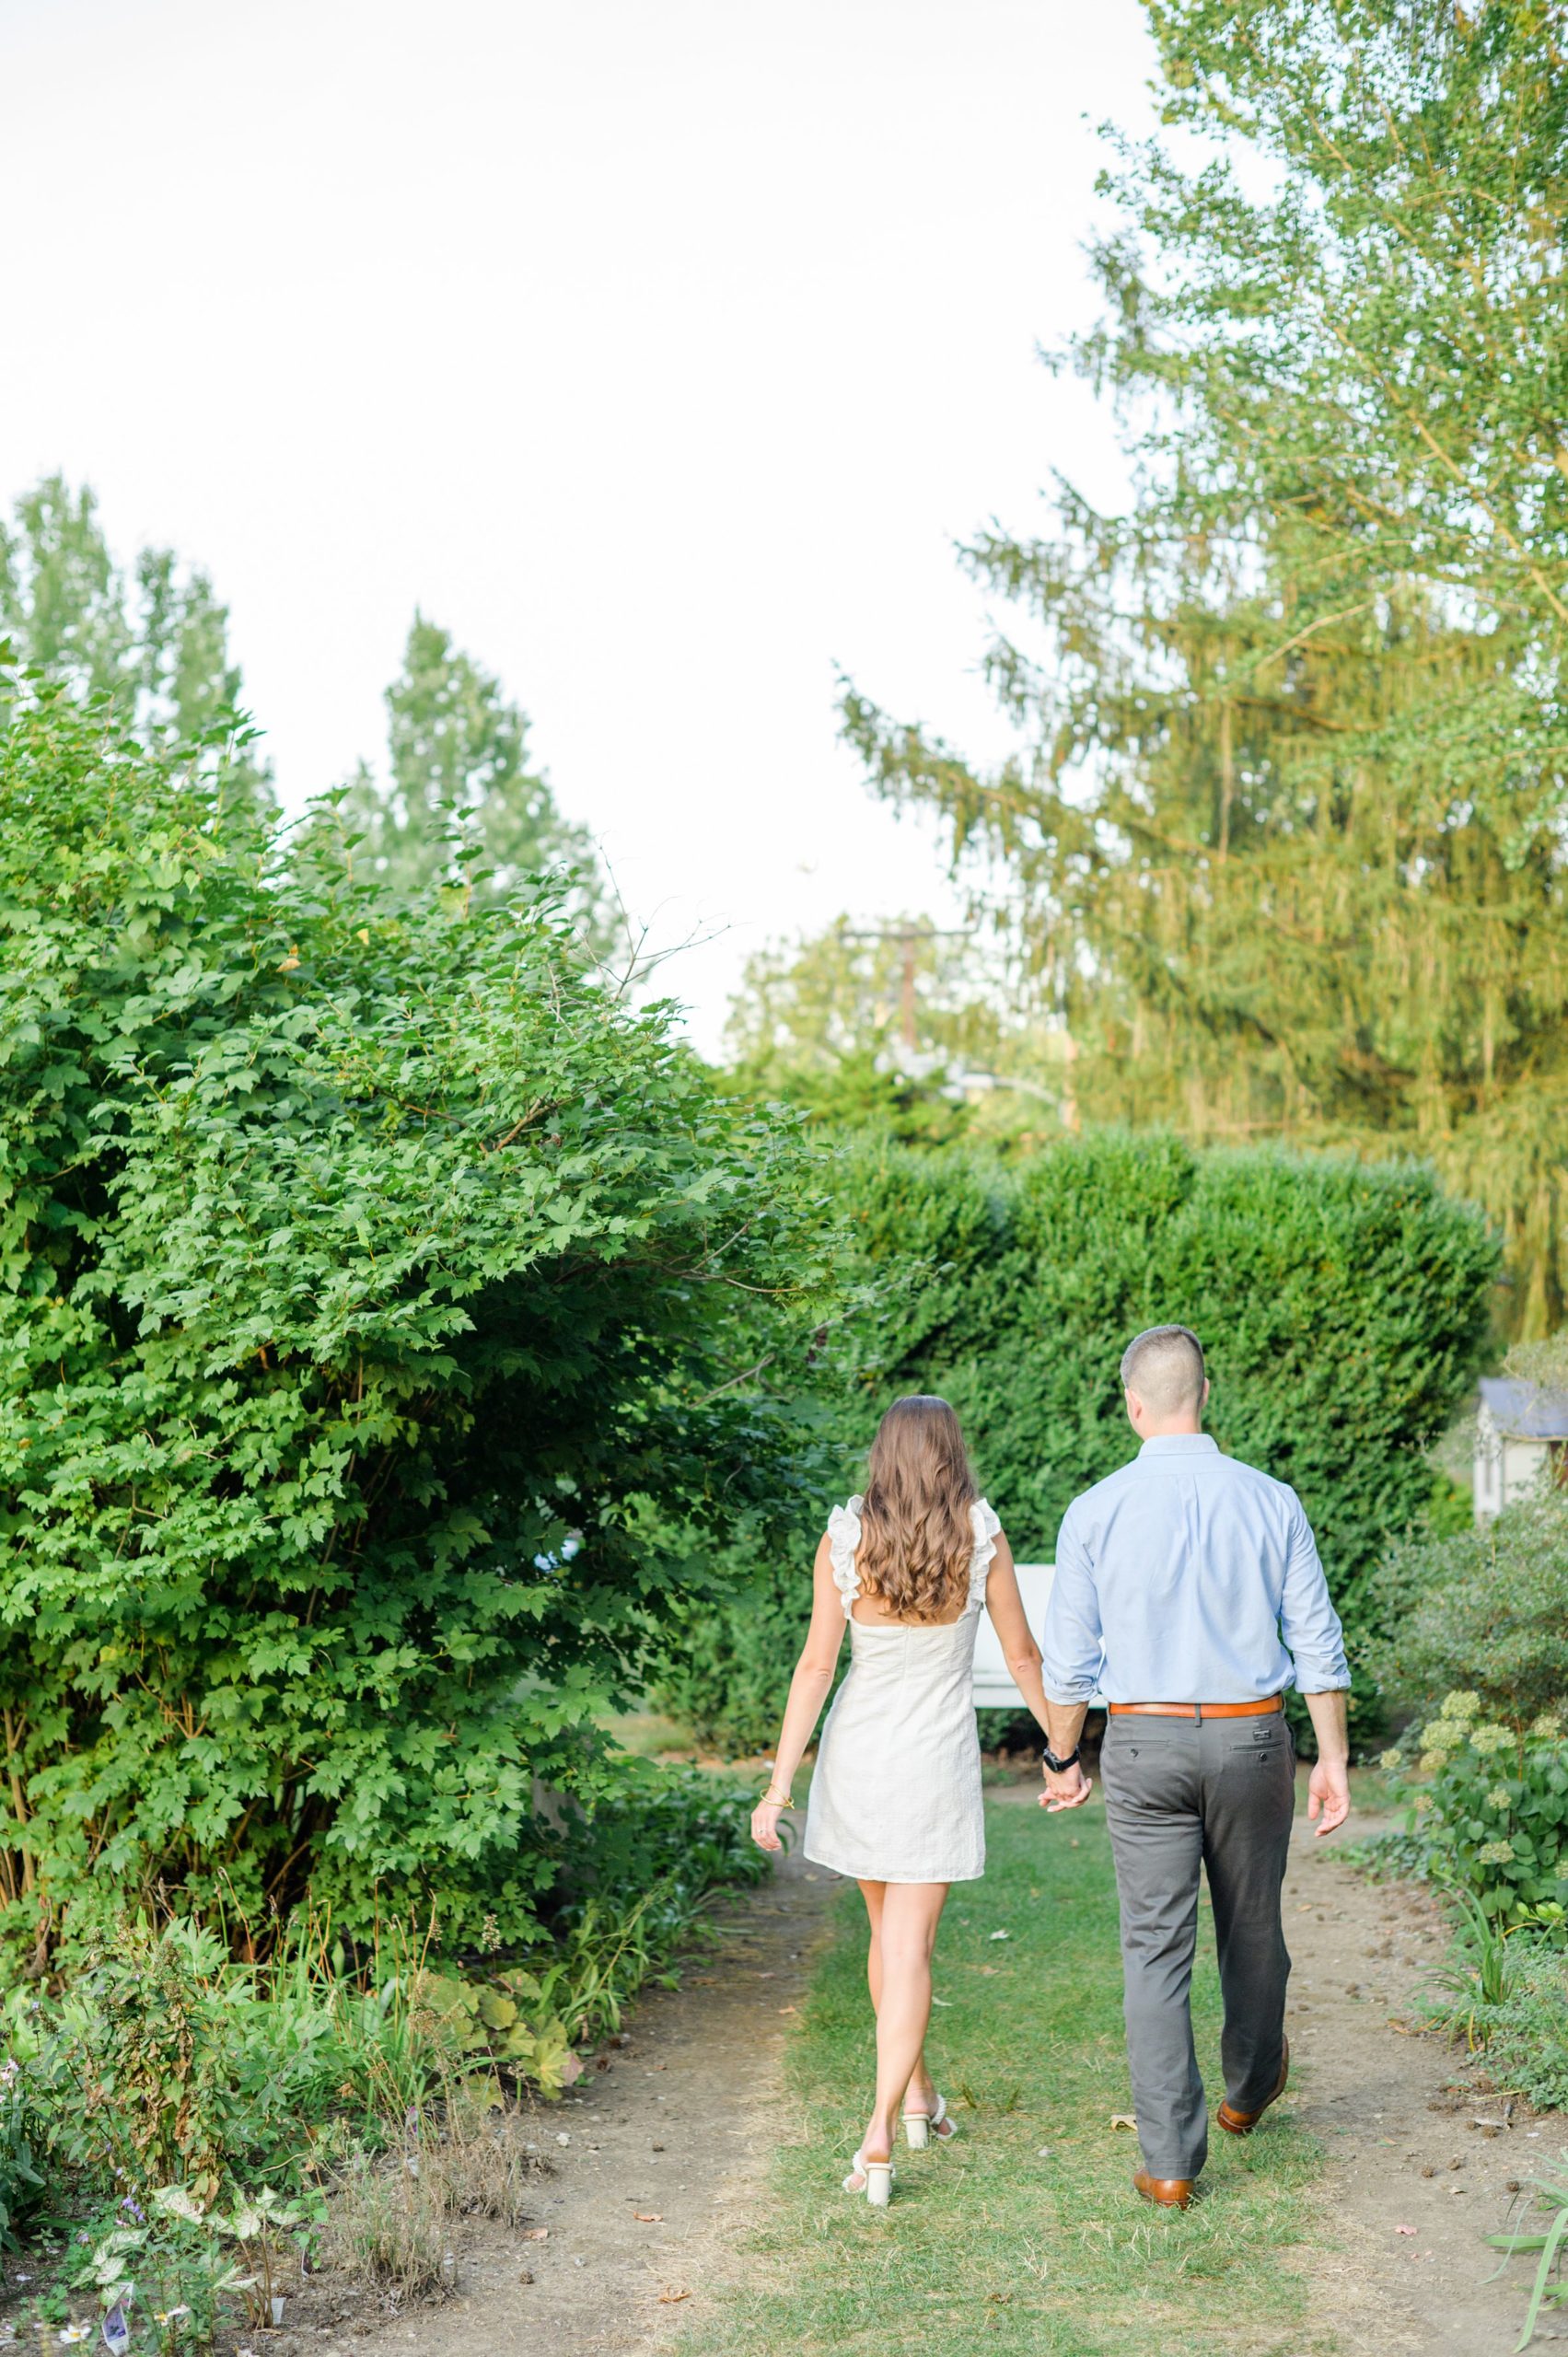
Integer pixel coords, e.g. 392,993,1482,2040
271,1787,1555,2357
334,1845,834,2357
1283,1811,1555,2354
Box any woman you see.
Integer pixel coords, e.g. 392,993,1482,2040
750,1395,1059,2207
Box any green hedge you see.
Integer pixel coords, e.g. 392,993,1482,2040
653,1132,1498,1753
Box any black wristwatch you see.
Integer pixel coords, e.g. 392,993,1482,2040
1041,1744,1081,1775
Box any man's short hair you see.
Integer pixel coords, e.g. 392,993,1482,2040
1120,1324,1206,1416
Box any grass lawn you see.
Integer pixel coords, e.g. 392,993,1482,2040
679,1785,1334,2357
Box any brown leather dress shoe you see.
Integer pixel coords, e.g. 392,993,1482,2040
1133,2167,1195,2210
1217,2036,1290,2136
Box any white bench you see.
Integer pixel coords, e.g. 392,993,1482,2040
971,1562,1106,1711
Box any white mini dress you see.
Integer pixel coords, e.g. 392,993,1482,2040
803,1494,1000,1886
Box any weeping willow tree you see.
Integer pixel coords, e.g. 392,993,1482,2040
844,0,1568,1333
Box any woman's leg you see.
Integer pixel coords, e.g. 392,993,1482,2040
860,1881,949,2161
859,1879,886,2014
857,1880,940,2122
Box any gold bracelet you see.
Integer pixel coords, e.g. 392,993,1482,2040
760,1789,795,1809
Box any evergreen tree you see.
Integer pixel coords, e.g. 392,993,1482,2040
845,0,1568,1332
0,476,273,816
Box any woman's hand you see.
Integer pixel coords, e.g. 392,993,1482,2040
750,1799,788,1852
1039,1760,1094,1813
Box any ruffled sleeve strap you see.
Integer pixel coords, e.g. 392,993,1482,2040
969,1498,1002,1605
827,1496,864,1617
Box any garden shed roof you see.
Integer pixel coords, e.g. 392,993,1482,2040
1479,1376,1568,1438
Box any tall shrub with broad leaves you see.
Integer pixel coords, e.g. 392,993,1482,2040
0,676,830,1961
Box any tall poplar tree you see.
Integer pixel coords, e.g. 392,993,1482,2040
0,475,273,817
845,0,1568,1331
340,614,613,951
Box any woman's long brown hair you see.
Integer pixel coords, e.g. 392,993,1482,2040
855,1395,979,1622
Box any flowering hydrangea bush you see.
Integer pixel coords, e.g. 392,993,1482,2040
1381,1691,1568,1922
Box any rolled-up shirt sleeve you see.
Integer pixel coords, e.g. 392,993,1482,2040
1040,1503,1105,1705
1279,1492,1351,1691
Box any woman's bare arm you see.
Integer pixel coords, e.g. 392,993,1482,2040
750,1534,847,1852
985,1537,1096,1813
981,1531,1053,1731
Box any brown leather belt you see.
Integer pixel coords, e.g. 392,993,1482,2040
1109,1696,1283,1720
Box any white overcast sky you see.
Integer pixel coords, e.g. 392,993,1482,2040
2,0,1150,1051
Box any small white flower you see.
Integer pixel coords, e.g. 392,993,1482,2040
58,2330,91,2347
989,1929,1011,1942
153,2308,192,2326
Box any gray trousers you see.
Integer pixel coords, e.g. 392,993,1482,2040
1099,1708,1295,2180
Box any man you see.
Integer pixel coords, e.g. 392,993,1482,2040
1038,1324,1351,2210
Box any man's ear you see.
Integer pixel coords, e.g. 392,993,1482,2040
1200,1376,1211,1415
1124,1385,1143,1430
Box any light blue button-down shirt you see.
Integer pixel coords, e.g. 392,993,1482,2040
1040,1434,1351,1705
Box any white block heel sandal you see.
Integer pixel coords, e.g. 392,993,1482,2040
902,2092,957,2149
842,2148,895,2206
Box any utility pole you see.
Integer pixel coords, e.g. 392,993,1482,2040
836,921,972,1052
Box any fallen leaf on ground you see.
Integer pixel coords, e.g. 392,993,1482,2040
658,2288,691,2305
1395,2225,1416,2235
777,2004,798,2015
989,1930,1011,1942
932,1997,953,2007
633,2212,664,2223
1109,2115,1137,2131
523,2228,549,2242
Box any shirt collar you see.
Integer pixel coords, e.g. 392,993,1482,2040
1138,1433,1220,1457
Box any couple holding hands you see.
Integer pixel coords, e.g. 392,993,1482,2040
749,1324,1352,2210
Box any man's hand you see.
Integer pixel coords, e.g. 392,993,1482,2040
1039,1701,1092,1814
1303,1689,1352,1839
1039,1761,1093,1814
1307,1756,1350,1839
